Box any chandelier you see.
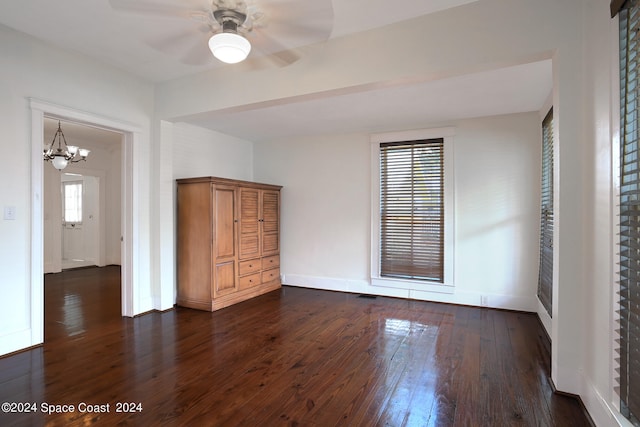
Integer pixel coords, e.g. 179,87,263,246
43,121,90,170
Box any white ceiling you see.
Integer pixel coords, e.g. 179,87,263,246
184,60,552,141
2,0,552,142
0,0,479,82
43,118,123,151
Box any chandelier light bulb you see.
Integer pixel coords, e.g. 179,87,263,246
52,156,69,171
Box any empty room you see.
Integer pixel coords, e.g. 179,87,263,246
0,0,635,425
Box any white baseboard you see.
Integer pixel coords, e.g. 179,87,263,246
0,328,39,357
580,374,632,427
536,298,552,337
282,274,537,312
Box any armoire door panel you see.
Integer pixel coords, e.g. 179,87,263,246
177,181,212,304
214,186,236,259
262,191,279,234
240,235,260,259
240,189,259,234
239,187,261,260
262,233,279,255
214,261,236,296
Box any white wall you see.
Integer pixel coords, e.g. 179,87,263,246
454,114,541,309
172,122,254,181
578,1,624,426
0,24,154,356
253,113,541,310
256,132,371,285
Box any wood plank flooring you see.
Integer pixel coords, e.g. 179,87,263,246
0,266,592,426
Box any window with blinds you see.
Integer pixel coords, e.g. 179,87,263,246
537,108,553,316
618,1,640,424
379,139,444,282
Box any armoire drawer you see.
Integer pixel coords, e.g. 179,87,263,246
239,272,261,290
239,259,261,276
261,268,280,284
262,255,279,270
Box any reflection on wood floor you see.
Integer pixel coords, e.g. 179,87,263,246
0,266,593,426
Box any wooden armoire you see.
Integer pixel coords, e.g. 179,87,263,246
176,176,282,311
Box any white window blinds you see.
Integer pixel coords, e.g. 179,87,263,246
537,108,554,316
379,139,444,282
619,1,640,424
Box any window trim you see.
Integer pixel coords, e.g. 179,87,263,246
370,127,455,293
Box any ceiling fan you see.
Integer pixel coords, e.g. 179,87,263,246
108,0,334,66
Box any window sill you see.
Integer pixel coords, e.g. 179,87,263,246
371,277,455,294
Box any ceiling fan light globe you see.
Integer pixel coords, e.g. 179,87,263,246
209,33,251,64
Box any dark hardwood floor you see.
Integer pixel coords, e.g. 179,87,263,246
0,266,592,426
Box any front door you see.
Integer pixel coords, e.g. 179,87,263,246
62,180,84,265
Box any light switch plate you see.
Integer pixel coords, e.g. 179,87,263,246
4,206,16,220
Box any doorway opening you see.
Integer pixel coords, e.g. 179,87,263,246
31,99,141,349
42,119,121,274
41,117,124,340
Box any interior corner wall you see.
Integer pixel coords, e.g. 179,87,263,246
253,112,542,312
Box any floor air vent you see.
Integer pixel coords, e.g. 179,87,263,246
358,294,377,299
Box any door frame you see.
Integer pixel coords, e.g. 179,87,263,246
30,99,141,345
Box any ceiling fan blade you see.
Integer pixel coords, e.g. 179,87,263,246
145,25,213,66
108,0,204,19
147,30,199,55
247,30,300,68
247,0,333,53
180,34,215,66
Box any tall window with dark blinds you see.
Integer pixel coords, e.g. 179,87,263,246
537,108,553,316
379,139,444,282
619,1,640,425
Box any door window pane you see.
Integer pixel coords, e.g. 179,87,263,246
63,181,83,223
